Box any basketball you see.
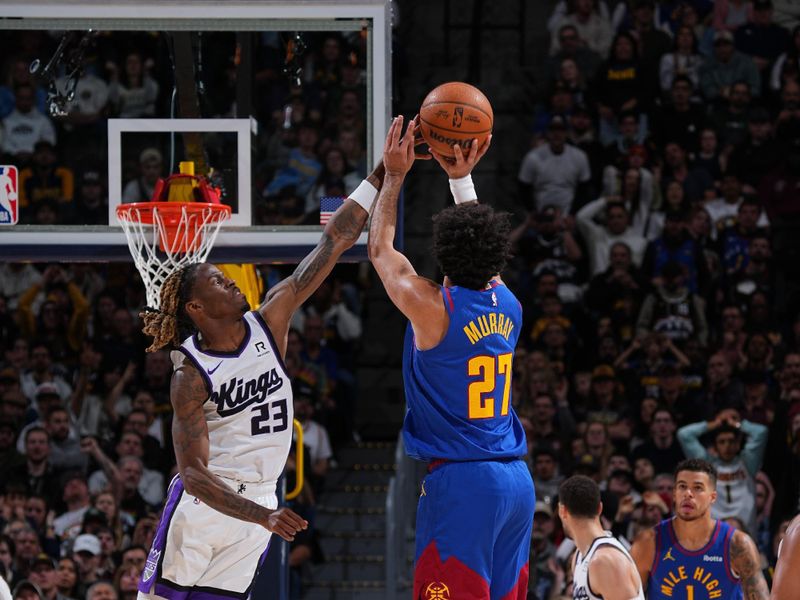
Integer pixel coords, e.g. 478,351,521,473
419,82,493,158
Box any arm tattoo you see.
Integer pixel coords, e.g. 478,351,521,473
171,363,270,526
729,531,768,600
290,234,335,294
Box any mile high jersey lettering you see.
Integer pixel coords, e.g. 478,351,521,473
649,519,742,600
402,281,526,461
176,310,293,483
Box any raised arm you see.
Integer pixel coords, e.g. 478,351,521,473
729,530,769,600
171,359,307,541
259,162,384,352
368,116,447,349
588,547,642,600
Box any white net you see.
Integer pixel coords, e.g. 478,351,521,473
117,203,230,309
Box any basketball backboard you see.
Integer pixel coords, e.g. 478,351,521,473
0,0,391,262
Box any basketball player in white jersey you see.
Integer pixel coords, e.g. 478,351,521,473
772,514,800,600
558,475,645,600
135,158,392,600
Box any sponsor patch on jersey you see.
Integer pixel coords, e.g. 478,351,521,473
142,549,160,582
703,555,723,562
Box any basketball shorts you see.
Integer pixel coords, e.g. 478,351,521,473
137,474,277,600
414,458,535,600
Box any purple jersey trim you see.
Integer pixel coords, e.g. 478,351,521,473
139,476,184,594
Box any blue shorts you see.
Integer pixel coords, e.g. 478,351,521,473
414,458,535,600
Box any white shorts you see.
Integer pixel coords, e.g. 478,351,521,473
137,474,277,600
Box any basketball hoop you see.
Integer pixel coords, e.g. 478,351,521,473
117,201,231,308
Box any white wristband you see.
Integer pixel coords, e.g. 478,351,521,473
348,179,379,212
449,174,477,204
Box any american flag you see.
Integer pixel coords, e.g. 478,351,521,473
320,196,345,225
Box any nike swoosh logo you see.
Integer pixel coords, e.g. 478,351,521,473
207,361,223,375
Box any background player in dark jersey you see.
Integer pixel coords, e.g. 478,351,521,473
630,458,768,600
368,115,535,600
771,514,800,600
559,475,643,600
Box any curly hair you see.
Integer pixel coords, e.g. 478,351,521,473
140,263,202,352
432,203,512,290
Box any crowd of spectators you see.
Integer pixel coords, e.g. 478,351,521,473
0,30,368,227
514,1,800,598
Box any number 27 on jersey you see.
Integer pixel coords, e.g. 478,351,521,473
467,353,512,419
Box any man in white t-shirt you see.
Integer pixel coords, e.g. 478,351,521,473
1,83,56,161
577,197,647,275
704,172,769,239
518,116,591,214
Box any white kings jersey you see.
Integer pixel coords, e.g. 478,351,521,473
573,535,644,600
174,311,293,483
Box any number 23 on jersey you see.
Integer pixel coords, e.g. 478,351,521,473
467,353,512,419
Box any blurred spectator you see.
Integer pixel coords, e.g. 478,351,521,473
85,580,116,600
7,428,61,506
635,260,709,345
631,407,686,474
52,472,91,542
549,0,614,57
531,446,564,504
659,27,704,92
641,209,710,294
594,33,651,144
107,53,158,118
735,0,791,76
770,24,800,91
677,408,768,534
651,76,708,154
20,344,71,404
716,197,769,276
121,149,162,204
660,141,714,202
576,198,647,275
54,558,77,600
264,122,322,199
70,534,101,599
585,241,647,317
710,80,753,149
0,59,47,120
292,385,332,492
546,25,602,84
699,30,761,102
509,206,583,302
27,555,60,600
70,171,107,226
714,0,755,32
1,84,56,163
18,142,74,217
728,107,783,189
624,0,672,75
518,116,591,213
304,147,359,215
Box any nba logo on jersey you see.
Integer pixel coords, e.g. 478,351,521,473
0,166,18,225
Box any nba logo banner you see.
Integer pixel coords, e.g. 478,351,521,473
0,166,18,225
320,195,345,226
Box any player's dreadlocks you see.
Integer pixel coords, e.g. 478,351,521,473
141,263,202,352
432,203,512,290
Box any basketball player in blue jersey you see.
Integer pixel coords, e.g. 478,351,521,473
630,459,768,600
135,159,390,599
369,115,535,600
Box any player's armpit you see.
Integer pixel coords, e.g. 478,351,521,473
260,199,369,344
629,528,656,587
171,360,308,540
729,531,769,600
588,549,641,600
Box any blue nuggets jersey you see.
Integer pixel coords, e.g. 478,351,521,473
649,519,742,600
402,281,527,462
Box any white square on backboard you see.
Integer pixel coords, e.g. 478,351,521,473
108,119,251,227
